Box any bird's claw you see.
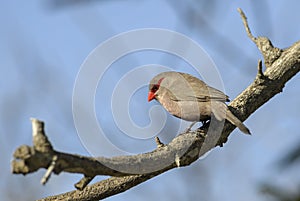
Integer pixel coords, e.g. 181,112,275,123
199,120,210,129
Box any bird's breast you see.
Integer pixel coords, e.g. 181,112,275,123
157,95,212,121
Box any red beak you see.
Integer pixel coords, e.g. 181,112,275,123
148,91,156,102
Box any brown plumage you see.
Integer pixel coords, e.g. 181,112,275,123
148,71,250,134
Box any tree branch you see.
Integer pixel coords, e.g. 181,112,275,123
237,8,283,68
11,8,300,201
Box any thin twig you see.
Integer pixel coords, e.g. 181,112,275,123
237,8,256,43
41,155,58,185
75,176,95,190
257,60,265,78
155,137,164,148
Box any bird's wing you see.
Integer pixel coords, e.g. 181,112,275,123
169,72,229,102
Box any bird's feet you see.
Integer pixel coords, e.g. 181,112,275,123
199,120,210,129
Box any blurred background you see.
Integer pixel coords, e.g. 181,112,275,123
1,0,300,200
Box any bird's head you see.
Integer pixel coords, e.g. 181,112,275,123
148,77,165,102
148,71,188,102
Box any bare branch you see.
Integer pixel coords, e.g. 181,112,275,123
38,174,162,201
218,39,300,145
12,119,204,177
237,8,256,42
238,8,283,68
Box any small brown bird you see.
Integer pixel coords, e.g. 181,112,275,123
148,71,250,134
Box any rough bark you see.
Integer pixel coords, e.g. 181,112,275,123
11,8,300,201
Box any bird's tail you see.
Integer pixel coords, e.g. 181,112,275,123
211,101,251,135
225,109,251,135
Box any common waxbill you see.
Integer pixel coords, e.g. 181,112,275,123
148,71,250,134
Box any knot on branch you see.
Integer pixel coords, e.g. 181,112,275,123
12,145,51,174
31,118,54,153
255,37,282,68
11,119,56,178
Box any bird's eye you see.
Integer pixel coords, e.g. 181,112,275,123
152,84,159,92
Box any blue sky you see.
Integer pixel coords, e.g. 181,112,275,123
1,1,300,200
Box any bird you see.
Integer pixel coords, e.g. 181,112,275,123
148,71,250,134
